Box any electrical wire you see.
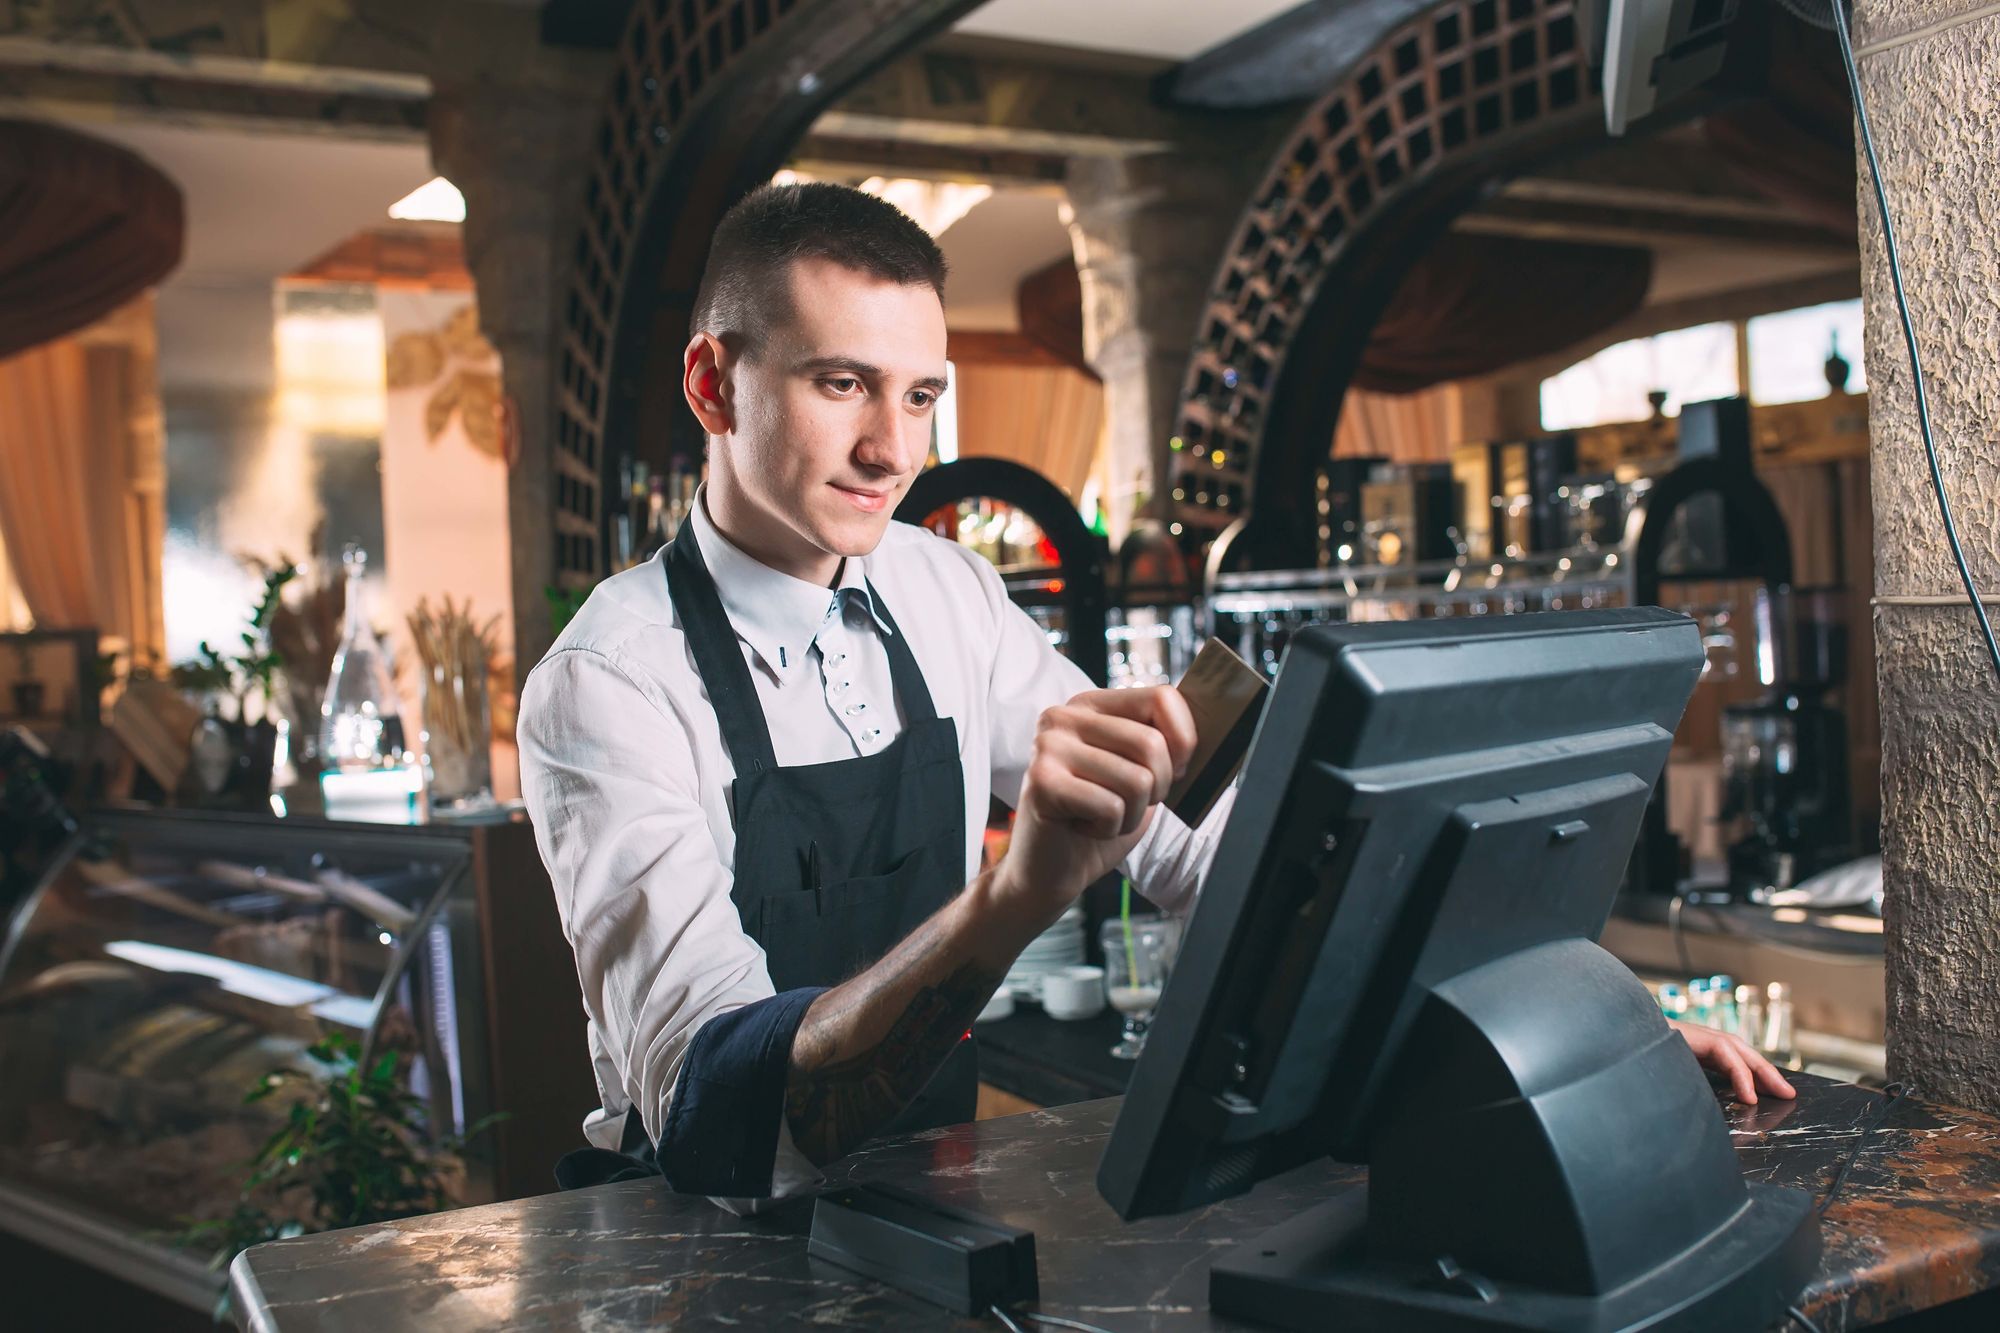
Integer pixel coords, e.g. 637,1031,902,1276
1829,0,2000,686
1789,1303,1829,1333
1818,1081,1908,1216
1669,890,1696,979
990,1306,1028,1333
1016,1314,1122,1333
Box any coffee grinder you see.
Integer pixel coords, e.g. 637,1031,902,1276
1720,586,1854,901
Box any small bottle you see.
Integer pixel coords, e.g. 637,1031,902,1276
1706,975,1735,1034
635,474,669,562
319,546,420,818
1688,979,1714,1028
1764,983,1798,1067
1736,985,1766,1052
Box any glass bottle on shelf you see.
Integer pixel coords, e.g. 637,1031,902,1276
635,474,670,563
319,545,420,819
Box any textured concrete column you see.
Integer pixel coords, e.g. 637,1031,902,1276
1063,143,1272,546
426,8,608,687
1854,1,2000,1109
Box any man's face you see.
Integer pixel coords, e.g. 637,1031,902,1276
718,257,948,574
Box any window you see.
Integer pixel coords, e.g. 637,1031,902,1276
1539,322,1740,431
1747,299,1866,405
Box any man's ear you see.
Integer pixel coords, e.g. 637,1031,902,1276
683,332,731,435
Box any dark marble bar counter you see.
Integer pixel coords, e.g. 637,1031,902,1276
232,1075,2000,1332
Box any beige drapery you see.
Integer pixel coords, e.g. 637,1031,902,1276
0,296,166,667
950,361,1105,499
1332,383,1462,464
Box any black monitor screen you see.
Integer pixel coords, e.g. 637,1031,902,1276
1098,607,1705,1222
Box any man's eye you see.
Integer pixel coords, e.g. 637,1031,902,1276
824,377,860,394
909,390,936,409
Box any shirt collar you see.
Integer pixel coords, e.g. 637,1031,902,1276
687,489,892,682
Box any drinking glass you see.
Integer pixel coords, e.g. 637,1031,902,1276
1099,916,1179,1060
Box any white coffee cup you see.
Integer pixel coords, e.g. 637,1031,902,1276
1042,965,1106,1021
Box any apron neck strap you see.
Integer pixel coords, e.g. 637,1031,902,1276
665,526,779,776
865,579,937,724
665,527,943,778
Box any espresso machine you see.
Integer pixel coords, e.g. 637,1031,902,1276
1720,587,1854,900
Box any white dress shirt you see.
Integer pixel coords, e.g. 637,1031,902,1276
518,493,1233,1197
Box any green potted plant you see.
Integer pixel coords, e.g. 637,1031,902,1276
172,564,297,808
175,1032,502,1323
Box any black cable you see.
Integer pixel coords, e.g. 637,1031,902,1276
1789,1303,1828,1333
1669,890,1696,980
1829,0,2000,686
1818,1081,1909,1216
993,1307,1123,1333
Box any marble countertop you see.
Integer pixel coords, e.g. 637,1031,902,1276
232,1075,2000,1332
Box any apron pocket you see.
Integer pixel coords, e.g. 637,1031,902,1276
754,837,955,988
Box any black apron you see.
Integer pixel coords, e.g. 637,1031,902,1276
555,524,975,1191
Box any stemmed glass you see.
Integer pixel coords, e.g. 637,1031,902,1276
1099,916,1179,1060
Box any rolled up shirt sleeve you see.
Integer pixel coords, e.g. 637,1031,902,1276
518,645,823,1200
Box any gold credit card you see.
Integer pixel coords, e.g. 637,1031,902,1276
1164,638,1269,827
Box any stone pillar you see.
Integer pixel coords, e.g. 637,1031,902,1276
1063,141,1273,547
425,7,609,688
1854,1,2000,1110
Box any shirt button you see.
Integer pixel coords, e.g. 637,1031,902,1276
831,680,849,694
844,702,867,716
831,653,847,666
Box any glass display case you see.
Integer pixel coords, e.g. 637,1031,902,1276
0,808,593,1313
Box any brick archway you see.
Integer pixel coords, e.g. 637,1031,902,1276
548,0,980,587
1169,0,1604,570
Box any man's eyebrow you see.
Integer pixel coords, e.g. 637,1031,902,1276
795,356,949,394
794,355,882,378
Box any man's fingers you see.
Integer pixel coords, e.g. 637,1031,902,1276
1745,1045,1797,1100
1025,760,1127,839
1674,1022,1792,1105
1042,731,1155,835
1067,687,1198,778
1724,1046,1759,1105
1050,708,1176,802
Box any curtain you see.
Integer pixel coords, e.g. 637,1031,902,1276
951,361,1105,500
0,522,32,630
0,298,166,666
1332,383,1460,464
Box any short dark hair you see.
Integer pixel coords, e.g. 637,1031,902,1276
690,182,947,352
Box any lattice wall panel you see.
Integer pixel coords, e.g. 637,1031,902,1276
550,0,978,587
1169,0,1591,548
551,0,805,587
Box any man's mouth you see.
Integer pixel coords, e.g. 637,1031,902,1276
831,482,894,514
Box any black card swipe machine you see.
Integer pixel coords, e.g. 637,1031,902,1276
808,1182,1038,1315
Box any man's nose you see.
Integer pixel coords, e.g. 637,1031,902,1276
852,398,909,473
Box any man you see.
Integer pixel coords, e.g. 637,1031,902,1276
519,182,1790,1203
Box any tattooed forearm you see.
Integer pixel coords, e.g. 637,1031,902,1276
783,952,1003,1166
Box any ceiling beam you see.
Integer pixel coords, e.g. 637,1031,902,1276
1498,176,1813,226
1161,0,1438,109
0,33,427,140
1453,195,1856,253
789,133,1068,186
815,44,1206,157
